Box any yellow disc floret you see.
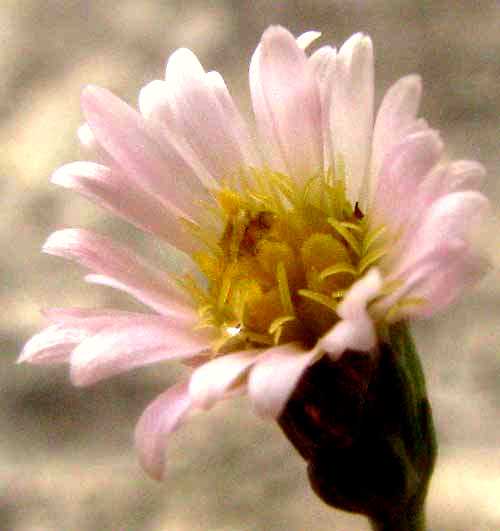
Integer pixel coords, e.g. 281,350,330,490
178,169,389,352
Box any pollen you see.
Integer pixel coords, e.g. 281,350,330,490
180,170,389,352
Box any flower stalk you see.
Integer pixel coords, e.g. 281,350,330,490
279,321,437,530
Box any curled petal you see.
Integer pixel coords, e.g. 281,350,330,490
69,315,214,386
18,308,144,364
19,324,90,364
337,268,383,320
248,343,320,418
134,383,192,480
251,25,323,179
318,269,383,358
188,350,262,410
417,160,485,209
43,229,194,317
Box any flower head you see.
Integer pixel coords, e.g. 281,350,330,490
20,26,489,480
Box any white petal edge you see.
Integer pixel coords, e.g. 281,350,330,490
296,31,321,50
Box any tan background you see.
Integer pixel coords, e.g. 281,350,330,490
1,1,499,529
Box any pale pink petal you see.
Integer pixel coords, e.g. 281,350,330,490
296,31,321,50
42,307,145,322
188,350,262,410
396,191,489,273
18,308,145,364
251,25,323,179
52,162,199,255
82,274,198,324
204,70,260,168
370,130,443,231
81,85,214,221
309,45,337,169
69,315,214,386
139,79,179,132
331,33,374,206
248,343,321,418
318,319,376,359
336,268,383,321
417,160,485,209
379,243,489,319
134,382,192,480
43,229,195,317
249,42,278,168
139,79,222,192
370,75,423,192
406,248,488,317
317,268,382,358
165,49,249,180
19,324,89,364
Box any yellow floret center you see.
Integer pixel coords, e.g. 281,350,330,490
179,170,389,352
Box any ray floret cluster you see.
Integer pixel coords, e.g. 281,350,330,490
20,26,489,480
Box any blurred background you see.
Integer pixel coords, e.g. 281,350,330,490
1,1,499,530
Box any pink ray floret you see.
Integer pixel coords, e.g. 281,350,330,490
20,26,490,480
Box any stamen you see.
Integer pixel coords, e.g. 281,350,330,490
245,331,274,345
229,210,248,260
358,247,389,274
319,262,358,281
339,221,363,233
327,218,361,256
276,261,295,315
217,263,236,310
362,226,387,254
298,289,338,313
268,315,296,335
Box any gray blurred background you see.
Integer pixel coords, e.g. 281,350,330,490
1,1,499,530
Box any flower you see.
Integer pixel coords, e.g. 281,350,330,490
20,26,489,480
